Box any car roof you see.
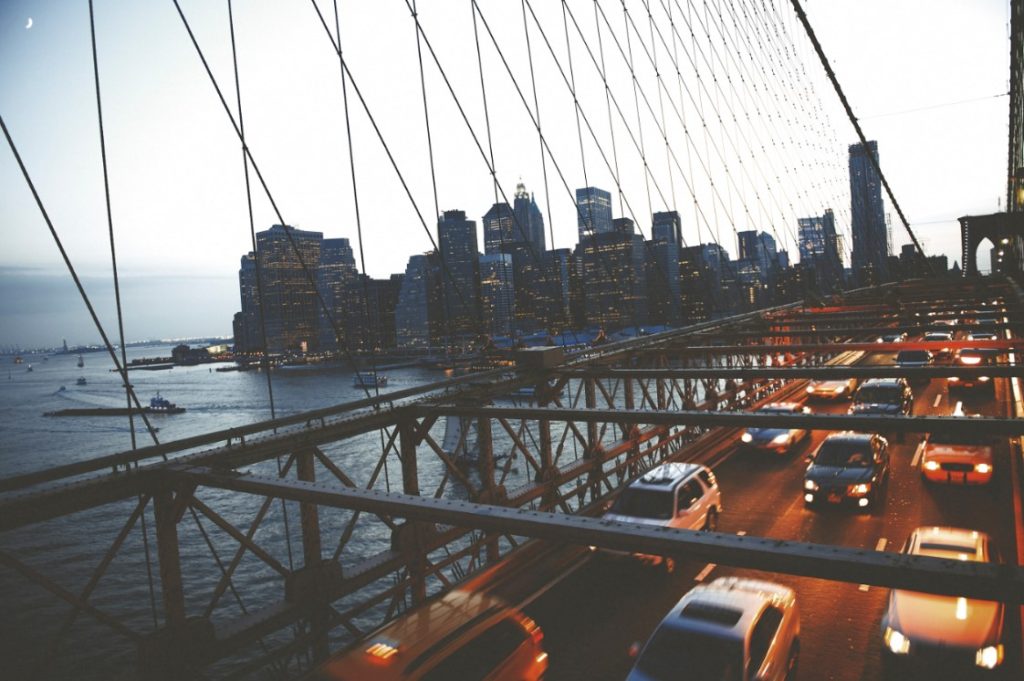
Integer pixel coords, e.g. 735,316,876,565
632,462,703,490
757,402,802,412
910,526,988,560
859,378,904,388
821,431,874,445
662,578,794,639
314,590,517,679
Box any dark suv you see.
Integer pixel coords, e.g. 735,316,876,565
849,378,913,416
804,432,890,511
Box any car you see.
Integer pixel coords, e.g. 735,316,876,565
601,463,722,572
849,378,913,416
881,527,1004,676
805,377,858,400
803,432,889,510
922,331,954,360
895,349,932,368
921,419,994,485
947,348,999,392
626,577,800,681
310,589,548,681
966,331,998,341
739,402,811,454
876,332,908,343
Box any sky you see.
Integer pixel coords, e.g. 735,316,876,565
0,0,1011,348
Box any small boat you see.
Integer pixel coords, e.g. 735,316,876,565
148,393,185,414
353,371,388,388
76,377,87,386
77,355,84,368
26,364,33,372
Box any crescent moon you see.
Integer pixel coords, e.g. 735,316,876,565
26,17,33,29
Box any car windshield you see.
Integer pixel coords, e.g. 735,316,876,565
612,489,673,520
634,628,743,681
855,386,900,404
896,351,930,363
815,441,872,467
924,333,951,341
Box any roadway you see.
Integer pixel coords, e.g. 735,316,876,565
521,348,1021,680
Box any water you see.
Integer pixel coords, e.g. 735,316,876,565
0,346,481,680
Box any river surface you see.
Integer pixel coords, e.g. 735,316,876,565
0,346,518,680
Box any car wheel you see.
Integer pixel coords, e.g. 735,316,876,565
703,508,718,532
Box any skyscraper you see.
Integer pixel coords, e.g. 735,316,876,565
479,253,515,337
437,210,481,339
513,181,546,253
482,202,515,256
318,237,358,352
255,224,323,353
649,211,683,325
849,141,888,285
581,217,647,330
235,252,261,353
395,253,441,348
576,186,613,240
798,209,843,292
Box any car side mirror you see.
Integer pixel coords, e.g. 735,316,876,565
628,641,642,659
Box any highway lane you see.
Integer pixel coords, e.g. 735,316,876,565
525,353,1021,680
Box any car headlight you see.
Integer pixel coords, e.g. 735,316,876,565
849,483,871,495
948,376,960,382
923,460,940,471
884,627,910,655
804,479,818,491
741,432,753,443
806,385,815,394
979,376,990,382
975,644,1003,669
771,433,791,445
976,463,992,474
833,385,846,393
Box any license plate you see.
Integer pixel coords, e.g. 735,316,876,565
828,492,843,504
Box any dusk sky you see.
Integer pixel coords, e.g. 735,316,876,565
0,0,1010,347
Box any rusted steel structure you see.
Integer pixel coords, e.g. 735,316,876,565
1,278,1021,679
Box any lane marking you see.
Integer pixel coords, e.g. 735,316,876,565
933,393,943,408
911,438,928,468
860,539,888,591
694,563,717,582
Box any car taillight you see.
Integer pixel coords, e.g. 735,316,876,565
522,615,544,645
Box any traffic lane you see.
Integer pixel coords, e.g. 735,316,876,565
525,377,1016,680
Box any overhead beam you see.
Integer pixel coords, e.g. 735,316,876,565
412,406,1024,437
180,468,1024,603
561,366,1023,380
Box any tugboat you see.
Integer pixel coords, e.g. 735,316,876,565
148,393,185,414
76,377,87,386
353,371,388,388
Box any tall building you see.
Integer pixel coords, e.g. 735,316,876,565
736,230,779,284
437,210,482,340
395,253,442,349
513,181,546,253
255,224,323,353
317,237,358,352
576,186,613,240
849,141,888,285
797,209,843,293
648,211,682,325
479,253,515,337
581,217,647,330
235,252,261,353
482,202,515,256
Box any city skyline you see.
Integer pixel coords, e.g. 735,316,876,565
0,1,1010,346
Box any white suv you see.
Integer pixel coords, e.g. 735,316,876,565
601,463,722,572
627,577,800,681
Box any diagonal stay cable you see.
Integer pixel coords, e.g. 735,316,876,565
1,114,163,451
305,0,486,346
789,0,933,274
88,0,148,450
